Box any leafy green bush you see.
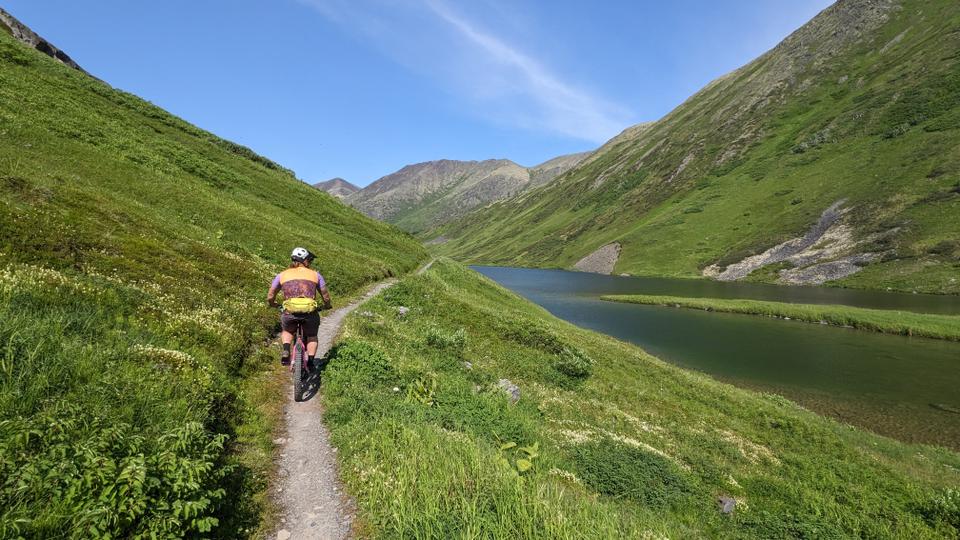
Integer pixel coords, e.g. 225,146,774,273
0,41,33,66
322,340,401,426
0,405,229,538
918,489,960,530
324,340,398,389
425,382,536,444
497,441,540,474
573,438,695,508
499,318,565,354
381,280,423,308
425,327,467,355
551,347,594,379
406,375,437,407
736,509,846,539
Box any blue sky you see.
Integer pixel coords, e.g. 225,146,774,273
6,0,832,186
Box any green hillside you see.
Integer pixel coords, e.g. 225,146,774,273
0,27,425,538
431,0,960,294
323,259,960,538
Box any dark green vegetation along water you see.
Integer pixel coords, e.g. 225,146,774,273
474,267,960,449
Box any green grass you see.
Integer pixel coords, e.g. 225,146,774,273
431,0,960,294
602,294,960,341
321,259,960,538
0,29,426,537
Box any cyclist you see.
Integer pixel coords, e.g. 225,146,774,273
267,247,333,369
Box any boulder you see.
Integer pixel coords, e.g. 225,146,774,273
497,379,520,404
717,495,737,514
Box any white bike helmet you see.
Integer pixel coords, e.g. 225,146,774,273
291,247,312,262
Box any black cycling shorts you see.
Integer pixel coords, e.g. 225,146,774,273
280,310,320,339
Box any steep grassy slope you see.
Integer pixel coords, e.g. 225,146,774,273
323,259,960,538
432,0,960,294
349,153,589,234
0,27,425,538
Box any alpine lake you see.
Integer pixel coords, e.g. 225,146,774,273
473,266,960,450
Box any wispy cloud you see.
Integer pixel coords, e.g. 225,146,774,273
299,0,631,143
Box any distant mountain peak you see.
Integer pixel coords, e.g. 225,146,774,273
0,7,90,75
312,177,360,199
346,152,591,232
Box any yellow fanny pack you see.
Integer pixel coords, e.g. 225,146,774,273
283,297,318,314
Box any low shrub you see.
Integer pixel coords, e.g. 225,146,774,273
736,509,846,539
500,318,565,354
321,340,400,425
425,383,536,444
381,280,423,308
325,340,397,388
0,41,33,66
928,240,960,257
551,347,594,379
573,438,695,508
917,488,960,530
425,327,467,355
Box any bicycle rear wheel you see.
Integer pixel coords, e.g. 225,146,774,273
293,338,305,402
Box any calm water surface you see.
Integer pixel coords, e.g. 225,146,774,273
473,266,960,449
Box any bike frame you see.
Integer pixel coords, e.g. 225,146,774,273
291,322,308,401
290,323,307,372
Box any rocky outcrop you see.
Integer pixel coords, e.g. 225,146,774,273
779,253,879,285
705,200,894,285
711,201,848,281
573,242,621,274
496,379,521,404
312,177,359,199
0,8,90,75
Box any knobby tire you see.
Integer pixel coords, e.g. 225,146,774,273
293,338,305,402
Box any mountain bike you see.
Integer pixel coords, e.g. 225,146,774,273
290,321,309,402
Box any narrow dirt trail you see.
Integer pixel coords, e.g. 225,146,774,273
274,279,396,540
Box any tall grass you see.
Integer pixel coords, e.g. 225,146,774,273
0,28,426,537
321,260,960,538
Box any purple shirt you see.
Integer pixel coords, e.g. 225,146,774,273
270,271,325,290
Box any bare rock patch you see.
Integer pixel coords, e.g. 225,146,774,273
573,242,621,275
705,200,894,286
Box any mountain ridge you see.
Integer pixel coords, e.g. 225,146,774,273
347,152,590,233
431,0,960,294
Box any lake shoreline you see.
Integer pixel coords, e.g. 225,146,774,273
474,265,960,449
602,294,960,342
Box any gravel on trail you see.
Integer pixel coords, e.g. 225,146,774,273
274,280,397,540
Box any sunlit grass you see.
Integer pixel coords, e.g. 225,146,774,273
0,29,426,537
322,259,960,538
